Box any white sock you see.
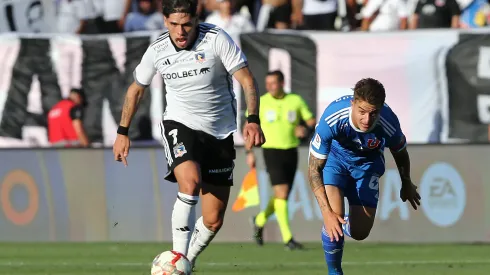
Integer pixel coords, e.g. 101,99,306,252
187,216,216,265
256,4,273,32
172,192,199,255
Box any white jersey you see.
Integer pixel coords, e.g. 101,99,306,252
134,23,247,139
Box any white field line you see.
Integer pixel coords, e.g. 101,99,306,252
0,259,489,267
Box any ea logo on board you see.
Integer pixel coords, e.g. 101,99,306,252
420,162,466,227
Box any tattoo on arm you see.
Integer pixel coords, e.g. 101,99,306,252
308,154,331,211
243,78,259,115
119,85,145,127
308,154,326,192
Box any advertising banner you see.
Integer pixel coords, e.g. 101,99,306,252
0,146,488,243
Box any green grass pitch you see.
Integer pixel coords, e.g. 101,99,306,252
0,242,489,275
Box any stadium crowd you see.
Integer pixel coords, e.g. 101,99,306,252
55,0,490,35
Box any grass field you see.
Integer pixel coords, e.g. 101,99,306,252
1,242,489,275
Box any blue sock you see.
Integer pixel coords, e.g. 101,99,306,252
322,226,344,275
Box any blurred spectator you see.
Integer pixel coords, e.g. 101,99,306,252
124,0,165,31
90,0,127,33
410,0,461,28
56,0,91,34
120,0,164,30
203,0,221,15
232,0,261,25
47,88,90,147
459,0,490,28
257,0,292,30
344,0,364,30
360,0,408,31
292,0,338,30
205,0,255,39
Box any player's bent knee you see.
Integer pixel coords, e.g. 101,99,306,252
349,230,371,241
202,215,224,232
348,205,376,241
178,181,200,196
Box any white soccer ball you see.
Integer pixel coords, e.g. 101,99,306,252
151,250,192,275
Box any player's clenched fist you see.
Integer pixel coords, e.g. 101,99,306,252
113,134,131,167
243,122,265,150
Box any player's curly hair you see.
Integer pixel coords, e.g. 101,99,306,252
353,78,386,107
162,0,198,17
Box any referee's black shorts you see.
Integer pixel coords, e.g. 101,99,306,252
263,148,298,186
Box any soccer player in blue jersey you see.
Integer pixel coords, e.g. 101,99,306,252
308,78,421,274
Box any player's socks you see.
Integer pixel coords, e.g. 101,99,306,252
274,198,293,243
255,197,275,227
187,216,216,266
172,192,199,255
322,225,344,275
342,215,351,238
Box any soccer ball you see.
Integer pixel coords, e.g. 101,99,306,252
151,250,192,275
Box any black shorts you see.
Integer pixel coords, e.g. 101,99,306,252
302,12,337,31
267,3,292,28
263,148,298,186
160,120,236,186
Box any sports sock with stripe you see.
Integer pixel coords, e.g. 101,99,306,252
187,216,216,266
172,192,199,255
322,226,344,275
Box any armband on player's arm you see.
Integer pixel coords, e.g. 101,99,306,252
389,135,407,153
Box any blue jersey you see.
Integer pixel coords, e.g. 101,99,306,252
310,95,406,176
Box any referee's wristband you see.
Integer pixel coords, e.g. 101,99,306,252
247,114,260,125
117,125,129,136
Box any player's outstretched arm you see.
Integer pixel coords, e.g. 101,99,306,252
390,147,421,210
119,81,146,128
234,67,259,116
308,153,332,213
390,146,411,183
113,82,146,166
308,153,345,241
234,67,265,149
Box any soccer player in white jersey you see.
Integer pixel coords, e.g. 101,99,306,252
112,0,266,268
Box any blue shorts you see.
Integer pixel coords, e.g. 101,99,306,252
323,156,380,208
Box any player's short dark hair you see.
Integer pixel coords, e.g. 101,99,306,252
162,0,198,17
353,78,385,107
70,88,87,106
266,70,284,82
